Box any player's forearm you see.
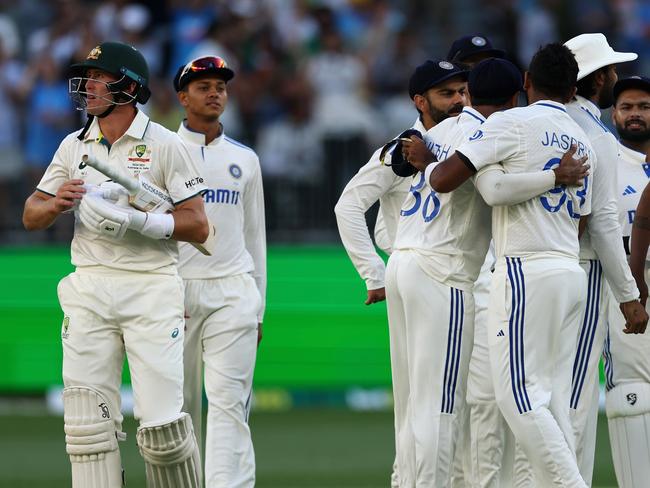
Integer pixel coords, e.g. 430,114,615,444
23,194,61,231
171,206,209,243
475,169,556,206
589,211,639,302
335,202,387,288
428,152,476,193
630,218,650,292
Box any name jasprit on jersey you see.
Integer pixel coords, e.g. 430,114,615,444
541,131,588,156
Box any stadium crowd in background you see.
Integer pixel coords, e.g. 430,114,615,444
1,0,650,243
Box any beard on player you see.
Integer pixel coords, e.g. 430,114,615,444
428,102,465,124
616,118,650,142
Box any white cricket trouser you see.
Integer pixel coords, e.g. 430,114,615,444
183,273,261,488
569,259,607,486
603,265,650,488
58,268,186,427
603,265,650,390
386,250,474,488
489,256,588,488
466,254,515,488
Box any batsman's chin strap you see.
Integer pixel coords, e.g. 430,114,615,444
76,105,118,141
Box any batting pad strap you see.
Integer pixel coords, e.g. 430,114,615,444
65,422,119,455
606,382,650,418
136,412,202,488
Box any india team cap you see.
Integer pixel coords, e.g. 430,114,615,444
564,33,637,81
613,76,650,102
468,58,522,105
446,34,505,63
173,55,235,92
408,59,469,99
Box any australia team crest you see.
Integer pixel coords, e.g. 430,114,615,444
127,144,152,175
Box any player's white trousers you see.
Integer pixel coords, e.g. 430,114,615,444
569,259,607,486
385,250,474,488
603,265,650,488
466,261,515,488
183,273,261,488
59,267,186,426
489,256,588,488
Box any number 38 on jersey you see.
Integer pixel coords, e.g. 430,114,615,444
400,172,441,222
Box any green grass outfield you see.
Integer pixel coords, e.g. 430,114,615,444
0,245,391,391
0,409,618,487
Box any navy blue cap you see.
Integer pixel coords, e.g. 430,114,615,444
447,34,505,63
408,59,469,99
468,58,522,105
613,76,650,102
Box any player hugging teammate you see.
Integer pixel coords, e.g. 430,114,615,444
339,34,650,488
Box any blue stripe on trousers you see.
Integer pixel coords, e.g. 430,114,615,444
571,260,602,409
506,257,531,414
441,288,464,414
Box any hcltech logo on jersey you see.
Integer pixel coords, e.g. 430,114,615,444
185,176,205,189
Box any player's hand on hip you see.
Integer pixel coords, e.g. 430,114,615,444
401,136,435,172
620,299,649,334
553,144,589,186
53,179,86,213
365,287,386,305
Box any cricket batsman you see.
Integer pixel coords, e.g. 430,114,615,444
22,41,208,487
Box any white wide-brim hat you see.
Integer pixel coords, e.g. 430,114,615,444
564,33,637,81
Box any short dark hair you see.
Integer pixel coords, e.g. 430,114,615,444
528,43,579,101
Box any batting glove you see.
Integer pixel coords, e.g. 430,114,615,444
78,193,174,240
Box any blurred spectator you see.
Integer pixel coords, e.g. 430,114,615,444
0,38,25,237
117,4,164,76
166,0,217,75
614,0,650,75
93,0,132,41
146,77,185,131
516,0,559,66
23,52,75,189
27,0,84,65
5,0,650,244
257,75,325,235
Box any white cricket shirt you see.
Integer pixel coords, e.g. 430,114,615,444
393,107,491,291
176,122,267,322
616,142,650,260
38,110,206,272
334,118,424,290
567,95,638,302
457,100,594,260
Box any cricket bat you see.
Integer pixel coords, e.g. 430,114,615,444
81,154,216,256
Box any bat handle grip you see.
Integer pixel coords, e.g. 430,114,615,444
81,154,140,193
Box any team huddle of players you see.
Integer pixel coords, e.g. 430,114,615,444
336,33,650,488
